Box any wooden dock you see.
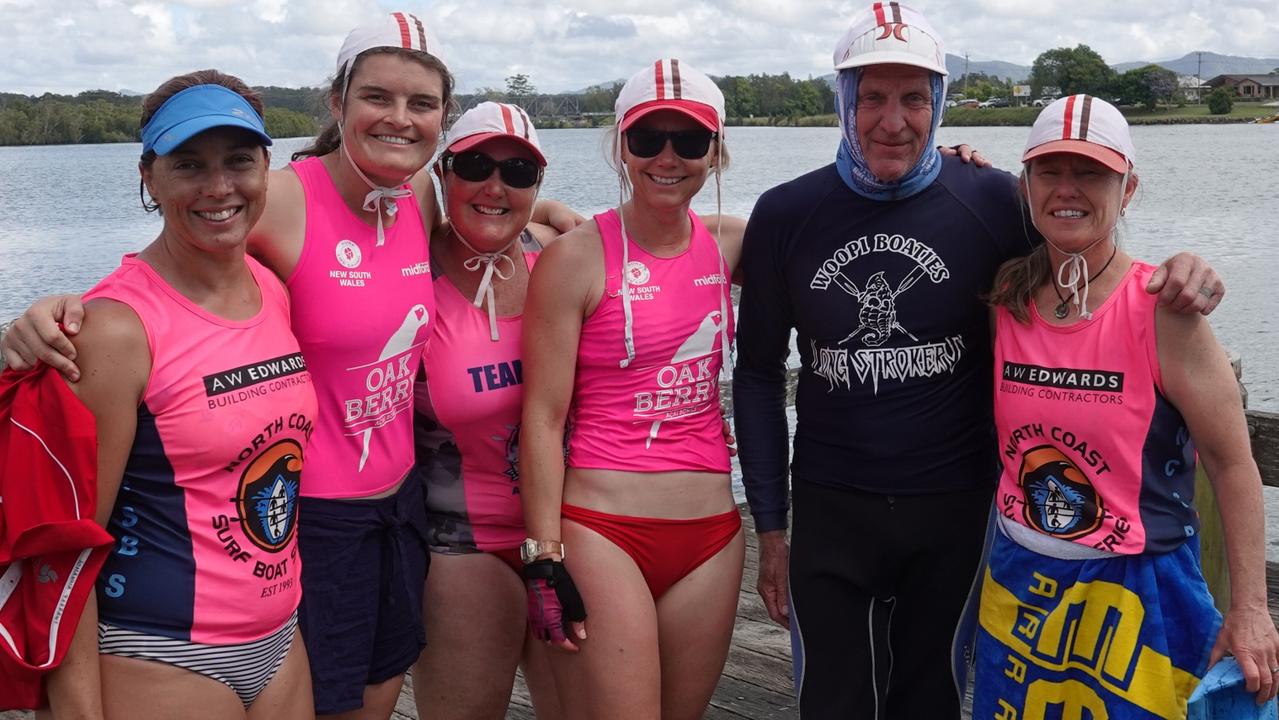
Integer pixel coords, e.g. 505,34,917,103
6,511,1279,720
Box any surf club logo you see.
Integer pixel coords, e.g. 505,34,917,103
626,260,651,285
236,440,303,552
336,239,362,269
808,232,961,394
344,304,430,471
1018,445,1104,540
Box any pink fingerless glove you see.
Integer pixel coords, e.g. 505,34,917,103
523,558,587,643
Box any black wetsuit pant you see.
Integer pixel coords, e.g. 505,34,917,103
789,478,993,720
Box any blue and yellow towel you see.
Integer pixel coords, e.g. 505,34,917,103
975,530,1221,719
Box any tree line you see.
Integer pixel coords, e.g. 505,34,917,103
0,89,320,147
963,44,1245,113
465,71,836,122
6,46,1260,148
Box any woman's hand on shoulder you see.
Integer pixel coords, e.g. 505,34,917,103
2,294,86,379
532,199,586,235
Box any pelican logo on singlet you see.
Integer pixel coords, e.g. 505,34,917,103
343,304,430,471
808,233,961,394
237,440,303,552
633,310,722,447
1016,445,1103,540
336,239,362,269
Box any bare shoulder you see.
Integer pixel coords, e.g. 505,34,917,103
701,213,747,278
539,219,602,264
247,166,306,280
69,299,150,403
530,219,604,307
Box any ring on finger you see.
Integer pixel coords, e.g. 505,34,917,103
1198,286,1216,299
1270,665,1279,674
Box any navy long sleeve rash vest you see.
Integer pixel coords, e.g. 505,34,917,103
733,156,1038,532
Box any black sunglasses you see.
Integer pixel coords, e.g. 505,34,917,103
624,128,716,160
447,150,542,189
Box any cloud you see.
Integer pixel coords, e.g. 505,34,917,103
566,12,636,39
1,0,1276,96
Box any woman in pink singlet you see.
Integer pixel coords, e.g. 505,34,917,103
519,60,748,719
409,102,564,720
43,71,316,720
4,14,581,719
978,96,1279,715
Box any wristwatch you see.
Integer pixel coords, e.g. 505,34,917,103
519,538,564,564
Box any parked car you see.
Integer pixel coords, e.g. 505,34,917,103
1032,98,1050,107
979,97,1011,108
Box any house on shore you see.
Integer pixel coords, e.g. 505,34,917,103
1206,74,1279,100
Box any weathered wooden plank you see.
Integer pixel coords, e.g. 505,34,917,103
707,673,798,719
1249,409,1279,488
721,644,797,695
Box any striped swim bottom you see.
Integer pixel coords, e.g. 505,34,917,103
98,611,297,707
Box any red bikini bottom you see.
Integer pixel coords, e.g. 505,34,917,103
561,504,742,599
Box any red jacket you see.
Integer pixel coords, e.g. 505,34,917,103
0,367,113,710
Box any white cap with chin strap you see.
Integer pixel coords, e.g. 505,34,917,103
1022,94,1136,319
333,11,445,246
612,59,731,379
436,102,546,341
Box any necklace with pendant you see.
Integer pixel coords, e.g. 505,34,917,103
1051,245,1117,319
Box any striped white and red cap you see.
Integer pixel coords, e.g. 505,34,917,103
445,102,545,165
615,59,724,133
336,11,444,85
1023,95,1134,173
833,2,947,76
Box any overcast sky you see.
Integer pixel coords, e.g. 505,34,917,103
3,0,1276,96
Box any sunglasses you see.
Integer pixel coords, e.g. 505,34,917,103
624,128,716,160
447,150,542,189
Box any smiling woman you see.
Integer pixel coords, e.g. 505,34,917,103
518,59,747,720
33,70,319,720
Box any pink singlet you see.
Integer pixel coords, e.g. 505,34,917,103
85,255,318,643
416,242,540,552
568,209,732,473
287,157,434,498
993,262,1198,554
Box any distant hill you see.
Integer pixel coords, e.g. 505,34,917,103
569,79,625,94
1112,51,1279,77
944,54,1031,83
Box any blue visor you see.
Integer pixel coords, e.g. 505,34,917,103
141,84,272,155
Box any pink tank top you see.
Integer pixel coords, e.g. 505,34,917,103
287,157,434,498
417,244,539,551
993,262,1198,555
85,255,317,643
569,209,732,474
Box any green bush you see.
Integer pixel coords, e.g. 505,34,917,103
1207,88,1234,115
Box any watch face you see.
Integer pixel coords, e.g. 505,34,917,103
520,539,537,563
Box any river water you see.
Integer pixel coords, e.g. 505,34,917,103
2,126,1278,555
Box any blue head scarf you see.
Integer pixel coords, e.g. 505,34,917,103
834,68,946,201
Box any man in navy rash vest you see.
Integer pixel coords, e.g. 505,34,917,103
731,4,1225,719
